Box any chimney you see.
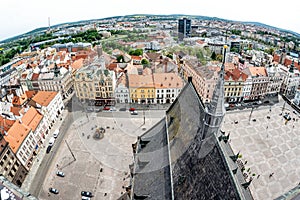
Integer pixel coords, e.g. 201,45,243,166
188,76,192,83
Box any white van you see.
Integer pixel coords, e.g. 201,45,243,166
49,137,55,146
53,129,59,138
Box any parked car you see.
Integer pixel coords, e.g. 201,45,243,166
48,137,55,146
119,107,126,111
130,111,138,115
56,171,65,177
53,129,59,138
109,107,116,111
86,107,94,112
82,196,91,200
46,145,52,154
81,191,93,197
129,107,135,111
94,107,101,112
103,106,110,111
49,188,59,194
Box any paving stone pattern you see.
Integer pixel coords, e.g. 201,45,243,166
222,103,300,200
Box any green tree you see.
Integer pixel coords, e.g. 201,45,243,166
129,48,143,56
117,55,124,63
166,53,173,59
141,58,150,67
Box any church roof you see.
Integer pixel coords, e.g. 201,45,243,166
131,78,253,200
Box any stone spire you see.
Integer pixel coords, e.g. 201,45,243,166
207,45,227,117
202,45,227,139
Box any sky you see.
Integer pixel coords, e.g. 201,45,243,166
1,0,300,41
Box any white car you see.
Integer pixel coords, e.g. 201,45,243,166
53,129,59,138
48,137,55,146
130,111,138,115
109,107,117,111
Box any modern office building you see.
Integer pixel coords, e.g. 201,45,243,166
178,18,191,41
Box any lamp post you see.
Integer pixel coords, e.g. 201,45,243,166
65,140,76,161
143,109,145,125
282,86,288,114
249,107,254,122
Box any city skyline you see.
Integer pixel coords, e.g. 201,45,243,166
1,0,300,42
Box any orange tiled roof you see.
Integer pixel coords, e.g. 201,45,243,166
128,74,154,88
71,58,84,70
21,73,27,79
225,68,248,81
116,73,128,87
108,63,118,70
12,60,24,68
25,91,37,99
10,106,22,116
143,67,152,75
131,55,142,61
22,107,43,132
12,91,37,106
153,73,183,88
32,91,58,107
248,66,267,77
0,116,15,134
31,73,40,81
145,52,161,61
225,63,236,72
5,120,31,153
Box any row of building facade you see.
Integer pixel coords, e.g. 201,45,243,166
0,91,64,187
179,52,300,104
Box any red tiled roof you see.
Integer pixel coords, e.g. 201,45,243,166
153,73,183,89
71,58,84,70
5,120,31,153
32,91,58,107
108,63,118,70
10,107,22,116
248,67,267,77
31,73,40,81
128,74,154,88
225,68,248,81
0,116,15,134
131,55,142,61
22,107,43,132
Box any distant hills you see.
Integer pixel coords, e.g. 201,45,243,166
243,21,300,37
1,14,299,44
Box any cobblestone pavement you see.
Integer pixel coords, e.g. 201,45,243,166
38,110,164,200
222,101,300,200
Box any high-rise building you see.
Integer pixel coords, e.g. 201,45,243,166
178,18,191,41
